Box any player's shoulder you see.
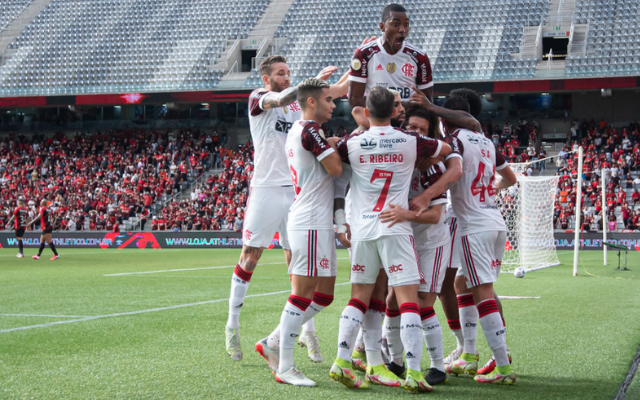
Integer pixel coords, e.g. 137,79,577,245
402,42,427,57
393,127,429,141
356,39,381,53
249,88,269,99
299,120,321,133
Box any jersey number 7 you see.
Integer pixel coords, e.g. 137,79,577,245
370,169,394,212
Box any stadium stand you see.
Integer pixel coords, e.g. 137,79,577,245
0,0,31,32
0,0,270,95
249,0,547,86
566,0,640,76
0,127,218,232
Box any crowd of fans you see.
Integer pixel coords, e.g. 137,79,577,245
553,119,640,232
0,127,218,232
155,143,252,232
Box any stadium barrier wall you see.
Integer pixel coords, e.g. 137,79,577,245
0,232,638,251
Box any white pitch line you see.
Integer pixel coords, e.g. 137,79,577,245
104,258,351,277
499,296,540,299
0,313,94,318
0,283,351,334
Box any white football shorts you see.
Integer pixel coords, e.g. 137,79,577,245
288,229,337,277
417,242,451,293
459,231,506,289
242,186,294,249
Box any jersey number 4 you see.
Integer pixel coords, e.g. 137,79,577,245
370,169,394,212
470,162,496,202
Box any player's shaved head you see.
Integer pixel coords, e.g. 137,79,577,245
450,88,482,118
297,78,330,110
259,55,287,77
443,96,470,113
382,3,407,22
366,86,395,121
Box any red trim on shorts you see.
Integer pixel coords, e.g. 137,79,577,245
386,308,400,318
313,292,334,307
457,294,475,308
420,307,436,321
476,299,500,318
409,235,426,283
430,246,444,292
288,294,312,311
369,299,386,313
348,298,367,313
461,236,480,286
399,303,420,315
234,265,253,282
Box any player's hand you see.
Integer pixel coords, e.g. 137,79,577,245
410,191,434,217
409,86,433,109
316,66,339,81
360,36,378,46
337,223,351,248
379,204,409,227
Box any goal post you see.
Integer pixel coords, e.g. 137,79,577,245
572,146,584,276
496,157,562,273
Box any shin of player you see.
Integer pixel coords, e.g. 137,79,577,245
330,87,453,393
256,78,342,386
26,200,59,261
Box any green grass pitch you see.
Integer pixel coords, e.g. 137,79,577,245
0,247,638,399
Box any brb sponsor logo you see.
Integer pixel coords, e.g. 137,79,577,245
352,264,366,272
320,258,330,269
388,264,403,273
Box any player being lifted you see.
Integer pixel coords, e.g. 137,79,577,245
411,96,518,385
6,197,29,258
255,78,343,386
330,87,455,393
224,54,352,362
26,199,59,261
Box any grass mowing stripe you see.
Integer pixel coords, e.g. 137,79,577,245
614,343,640,400
0,282,350,334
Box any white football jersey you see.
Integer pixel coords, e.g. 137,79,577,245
286,120,335,230
336,126,442,241
409,165,449,247
448,129,508,236
248,88,302,187
349,38,433,100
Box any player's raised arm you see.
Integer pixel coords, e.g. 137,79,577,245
410,86,481,132
260,86,299,110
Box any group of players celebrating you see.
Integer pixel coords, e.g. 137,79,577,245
224,4,518,392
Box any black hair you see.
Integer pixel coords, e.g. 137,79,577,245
381,4,407,22
366,86,395,121
449,88,482,118
403,105,441,139
443,96,470,113
297,78,330,110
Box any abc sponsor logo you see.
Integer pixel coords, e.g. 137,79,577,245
388,264,403,273
352,264,366,272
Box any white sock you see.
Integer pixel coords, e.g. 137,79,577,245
363,299,385,367
336,299,367,362
477,299,510,367
278,295,311,373
421,308,444,372
302,318,315,332
267,292,333,348
399,303,423,372
447,319,464,350
458,294,478,355
354,329,365,353
385,310,404,365
226,265,252,329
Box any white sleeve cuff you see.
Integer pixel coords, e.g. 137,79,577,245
429,198,448,207
348,76,367,83
258,93,268,111
445,153,462,161
430,140,443,158
496,162,508,171
316,147,335,162
417,81,434,89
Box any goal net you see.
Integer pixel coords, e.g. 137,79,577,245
496,162,561,273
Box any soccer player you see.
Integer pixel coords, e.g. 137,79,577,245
378,106,455,386
255,78,342,386
26,200,59,261
6,198,29,258
348,4,433,123
225,55,347,361
330,87,453,393
411,96,518,385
